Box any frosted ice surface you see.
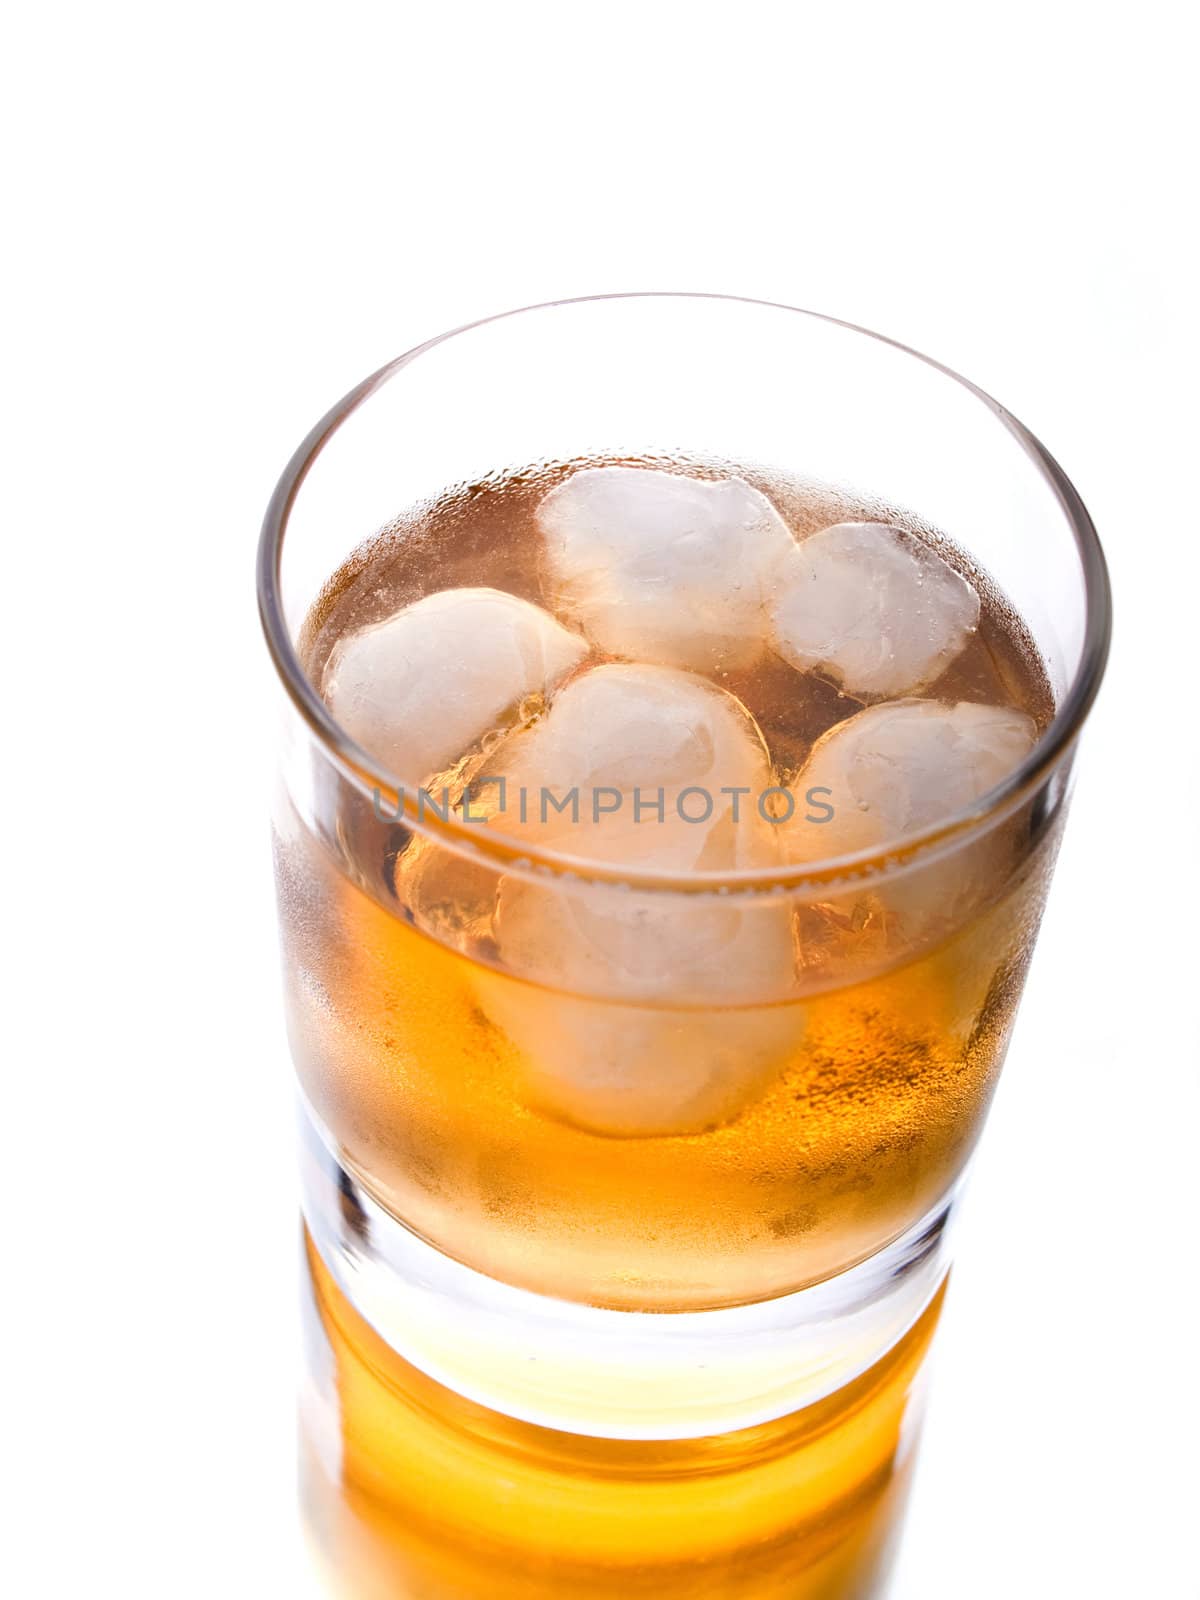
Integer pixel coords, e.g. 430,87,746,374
769,522,980,698
785,698,1037,862
479,881,800,1136
321,587,587,782
779,699,1038,985
486,661,780,871
537,466,796,672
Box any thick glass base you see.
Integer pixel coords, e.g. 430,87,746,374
299,1094,954,1439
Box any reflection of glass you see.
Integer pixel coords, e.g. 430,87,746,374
260,295,1110,1595
301,1230,946,1599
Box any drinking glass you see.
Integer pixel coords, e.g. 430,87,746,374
258,294,1110,1597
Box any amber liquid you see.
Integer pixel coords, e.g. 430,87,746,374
279,455,1056,1312
302,1230,947,1599
283,456,1059,1596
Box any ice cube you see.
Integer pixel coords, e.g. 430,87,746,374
536,466,796,672
478,882,801,1136
321,587,588,782
785,699,1037,861
768,522,980,698
468,662,802,1136
782,699,1038,968
480,661,782,870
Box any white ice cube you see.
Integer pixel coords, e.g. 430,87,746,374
321,587,588,782
786,699,1037,861
536,466,796,673
481,661,782,870
470,662,802,1136
479,881,801,1136
782,700,1038,971
769,522,980,698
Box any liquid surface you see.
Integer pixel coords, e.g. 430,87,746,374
303,454,1051,793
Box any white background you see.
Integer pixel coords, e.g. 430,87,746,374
3,3,1197,1596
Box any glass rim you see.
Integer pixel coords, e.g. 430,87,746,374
257,291,1112,895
